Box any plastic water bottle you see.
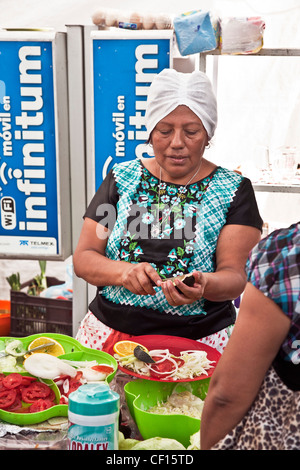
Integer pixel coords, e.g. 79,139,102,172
68,382,120,450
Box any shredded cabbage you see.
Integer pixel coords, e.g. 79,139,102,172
172,350,215,380
148,390,204,419
115,348,215,380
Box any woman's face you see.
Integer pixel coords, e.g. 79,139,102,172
151,105,209,183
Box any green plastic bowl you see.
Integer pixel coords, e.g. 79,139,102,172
0,333,118,425
124,377,210,448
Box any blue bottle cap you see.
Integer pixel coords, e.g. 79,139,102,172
68,383,119,416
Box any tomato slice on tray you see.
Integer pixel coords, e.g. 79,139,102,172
2,373,23,389
0,389,17,409
21,376,37,387
148,356,184,379
92,365,114,374
0,372,57,416
5,396,22,412
29,398,54,413
68,371,83,395
21,381,51,403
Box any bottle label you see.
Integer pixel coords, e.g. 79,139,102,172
68,423,117,450
68,411,119,450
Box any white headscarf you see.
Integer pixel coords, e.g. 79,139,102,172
145,68,217,141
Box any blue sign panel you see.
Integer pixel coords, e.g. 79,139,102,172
92,34,172,190
0,40,59,256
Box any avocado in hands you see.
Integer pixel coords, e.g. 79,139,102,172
162,273,195,292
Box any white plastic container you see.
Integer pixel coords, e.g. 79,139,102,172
68,383,120,450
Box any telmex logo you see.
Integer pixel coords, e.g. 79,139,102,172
0,196,16,229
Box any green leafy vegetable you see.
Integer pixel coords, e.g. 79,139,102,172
6,273,21,291
131,437,185,450
187,431,200,450
119,438,140,450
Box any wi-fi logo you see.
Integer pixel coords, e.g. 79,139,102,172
0,162,13,191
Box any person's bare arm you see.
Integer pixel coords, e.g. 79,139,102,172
161,224,261,305
73,217,161,295
200,282,291,449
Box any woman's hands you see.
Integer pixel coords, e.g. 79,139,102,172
160,271,206,306
121,263,206,305
121,262,161,296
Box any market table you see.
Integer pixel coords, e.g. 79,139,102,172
0,371,141,450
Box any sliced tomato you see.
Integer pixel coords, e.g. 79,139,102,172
67,371,83,392
92,364,114,374
21,376,37,387
0,374,56,413
59,395,68,405
2,373,23,389
173,357,185,368
149,357,177,379
74,371,83,380
29,398,54,413
21,382,51,403
0,375,6,391
0,389,17,409
46,387,56,402
6,396,23,412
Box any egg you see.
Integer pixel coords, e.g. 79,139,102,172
91,9,106,27
130,12,143,30
115,10,129,27
105,9,117,27
155,13,173,29
142,13,155,30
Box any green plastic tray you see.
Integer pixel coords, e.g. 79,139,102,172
124,378,211,448
0,333,118,425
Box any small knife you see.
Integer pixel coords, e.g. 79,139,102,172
0,342,55,358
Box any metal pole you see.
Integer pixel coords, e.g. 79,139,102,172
66,25,88,336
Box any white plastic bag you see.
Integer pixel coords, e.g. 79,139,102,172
220,17,265,55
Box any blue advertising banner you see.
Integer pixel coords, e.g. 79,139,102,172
92,31,173,191
0,38,60,256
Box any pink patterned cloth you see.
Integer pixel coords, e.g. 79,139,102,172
75,310,231,354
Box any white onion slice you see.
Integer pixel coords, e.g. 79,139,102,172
63,378,70,394
79,368,107,382
24,353,77,380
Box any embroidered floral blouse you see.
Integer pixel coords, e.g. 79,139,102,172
85,159,263,339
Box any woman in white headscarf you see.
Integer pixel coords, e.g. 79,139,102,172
73,69,263,354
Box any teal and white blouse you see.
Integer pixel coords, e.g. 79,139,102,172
85,159,263,339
